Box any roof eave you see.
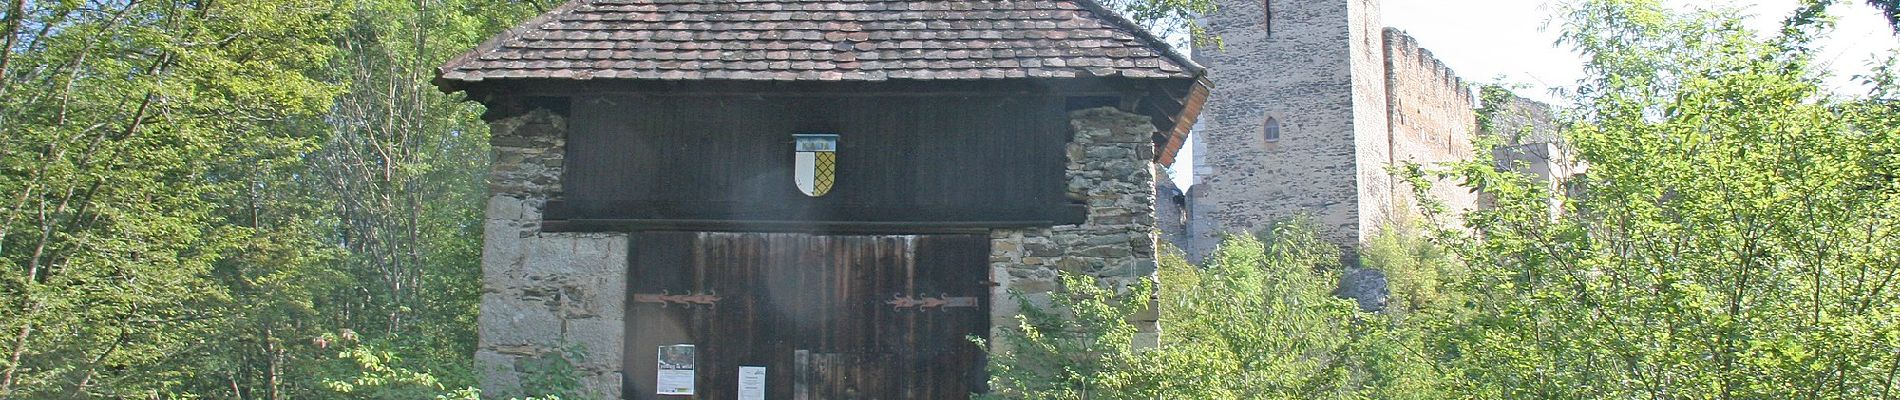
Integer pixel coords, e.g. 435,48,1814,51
1069,0,1207,76
433,0,590,94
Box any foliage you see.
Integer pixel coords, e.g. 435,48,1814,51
988,220,1453,399
0,0,539,397
1097,0,1219,47
0,0,348,396
1412,0,1900,397
319,339,457,399
515,343,586,399
983,272,1166,400
1361,221,1461,314
1156,222,1359,399
1867,0,1900,32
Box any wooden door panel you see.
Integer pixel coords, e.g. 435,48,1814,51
626,232,989,400
624,232,697,399
795,352,902,400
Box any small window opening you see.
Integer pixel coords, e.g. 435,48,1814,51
1263,0,1273,35
1264,117,1281,142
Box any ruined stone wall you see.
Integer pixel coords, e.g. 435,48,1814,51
1190,0,1374,259
989,107,1161,347
1486,92,1561,145
1155,170,1190,252
1383,28,1480,222
477,108,628,399
1485,94,1577,217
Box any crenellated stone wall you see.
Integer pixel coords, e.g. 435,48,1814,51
1383,28,1480,222
1186,0,1489,267
989,107,1161,348
1185,0,1507,311
477,108,627,399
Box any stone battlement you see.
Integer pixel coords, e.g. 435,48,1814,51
1383,28,1474,106
1185,1,1500,270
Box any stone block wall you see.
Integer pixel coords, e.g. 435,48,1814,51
1383,28,1480,222
989,107,1161,347
1189,0,1375,259
1186,0,1510,265
1349,0,1397,242
477,108,628,399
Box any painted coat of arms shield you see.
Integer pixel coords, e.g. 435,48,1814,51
793,134,838,197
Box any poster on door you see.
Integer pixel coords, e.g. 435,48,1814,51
738,366,766,400
657,344,695,395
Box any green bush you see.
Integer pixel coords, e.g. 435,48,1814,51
987,220,1453,399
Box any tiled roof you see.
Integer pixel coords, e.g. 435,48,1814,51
437,0,1201,84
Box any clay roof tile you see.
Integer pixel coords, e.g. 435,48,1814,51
436,0,1199,86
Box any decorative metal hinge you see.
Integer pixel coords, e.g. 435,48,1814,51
633,291,721,308
887,294,978,311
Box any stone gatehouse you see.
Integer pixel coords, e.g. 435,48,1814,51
434,0,1205,398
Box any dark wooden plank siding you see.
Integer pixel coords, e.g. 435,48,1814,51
624,231,697,399
626,232,990,400
562,96,1070,224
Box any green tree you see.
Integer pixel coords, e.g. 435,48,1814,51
1867,0,1899,31
1155,223,1360,399
1418,0,1900,397
984,272,1168,400
0,0,542,397
987,220,1453,399
0,0,347,396
1098,0,1218,46
290,0,539,393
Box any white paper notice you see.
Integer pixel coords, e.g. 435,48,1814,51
738,366,766,400
657,344,695,395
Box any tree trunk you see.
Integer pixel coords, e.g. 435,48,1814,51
1,322,34,395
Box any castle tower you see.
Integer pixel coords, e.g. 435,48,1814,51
1187,0,1396,258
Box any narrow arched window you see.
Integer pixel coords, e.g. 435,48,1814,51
1264,117,1281,142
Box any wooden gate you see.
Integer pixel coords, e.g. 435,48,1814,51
624,232,991,400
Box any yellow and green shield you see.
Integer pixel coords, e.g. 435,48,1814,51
793,134,837,197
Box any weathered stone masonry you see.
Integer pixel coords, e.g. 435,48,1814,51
989,107,1162,347
1383,28,1481,223
1188,0,1386,258
1178,0,1570,311
1183,0,1490,265
475,106,1166,398
477,108,628,399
